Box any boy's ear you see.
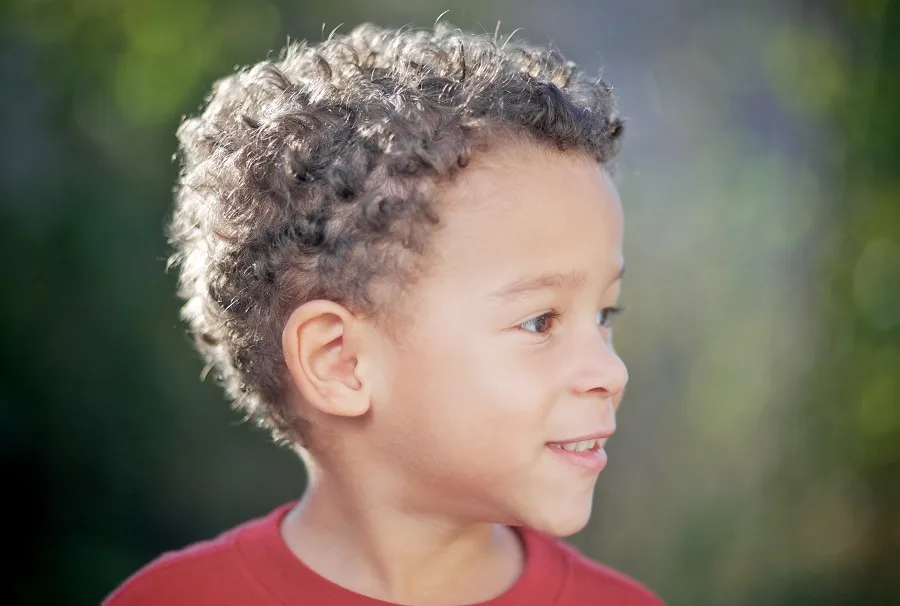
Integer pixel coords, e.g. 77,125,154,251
282,300,371,418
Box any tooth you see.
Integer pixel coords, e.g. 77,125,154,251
561,442,577,451
578,440,591,452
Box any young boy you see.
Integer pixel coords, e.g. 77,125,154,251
105,22,664,606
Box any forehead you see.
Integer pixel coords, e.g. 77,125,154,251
426,143,624,283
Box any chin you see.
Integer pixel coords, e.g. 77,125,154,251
523,498,594,538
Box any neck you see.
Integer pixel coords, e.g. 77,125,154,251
281,465,524,605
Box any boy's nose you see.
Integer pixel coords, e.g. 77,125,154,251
569,334,629,400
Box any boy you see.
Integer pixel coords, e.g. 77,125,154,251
106,21,664,606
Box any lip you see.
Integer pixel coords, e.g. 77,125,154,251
546,442,608,473
547,430,615,445
547,429,616,444
545,429,614,474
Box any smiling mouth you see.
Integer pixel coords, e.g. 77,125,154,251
545,437,609,472
547,438,602,452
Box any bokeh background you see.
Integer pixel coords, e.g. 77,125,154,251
3,0,899,604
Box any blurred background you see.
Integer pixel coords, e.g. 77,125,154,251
2,0,898,604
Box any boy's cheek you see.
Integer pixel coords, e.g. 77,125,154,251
381,331,552,435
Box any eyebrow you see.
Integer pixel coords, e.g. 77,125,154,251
492,264,625,301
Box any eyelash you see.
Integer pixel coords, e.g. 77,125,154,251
519,306,625,335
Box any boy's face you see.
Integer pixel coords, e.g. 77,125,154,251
362,142,627,537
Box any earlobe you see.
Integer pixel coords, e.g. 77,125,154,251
282,301,371,418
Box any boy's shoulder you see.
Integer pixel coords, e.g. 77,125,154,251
102,506,284,606
523,528,665,605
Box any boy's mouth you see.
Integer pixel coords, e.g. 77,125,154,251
546,429,614,451
545,431,614,472
547,438,602,452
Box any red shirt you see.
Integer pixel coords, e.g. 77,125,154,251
105,502,664,605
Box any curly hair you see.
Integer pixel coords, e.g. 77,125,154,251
169,21,624,445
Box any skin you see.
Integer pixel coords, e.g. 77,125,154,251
280,141,628,605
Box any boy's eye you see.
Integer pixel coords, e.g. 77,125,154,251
519,307,625,336
519,311,561,335
597,306,625,328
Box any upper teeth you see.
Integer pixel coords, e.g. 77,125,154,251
551,439,599,452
